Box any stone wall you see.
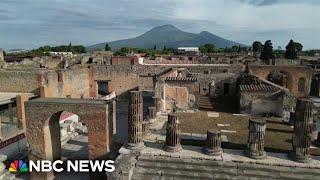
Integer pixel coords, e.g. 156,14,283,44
249,65,314,97
0,69,44,94
240,92,284,117
57,67,91,98
92,65,164,95
0,67,92,99
164,81,198,110
165,85,189,110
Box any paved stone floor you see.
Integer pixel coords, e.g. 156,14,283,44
12,134,90,180
55,134,90,180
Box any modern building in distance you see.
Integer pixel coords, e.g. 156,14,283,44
49,51,73,56
178,47,199,55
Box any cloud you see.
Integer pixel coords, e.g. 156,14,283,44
238,0,320,6
0,0,319,50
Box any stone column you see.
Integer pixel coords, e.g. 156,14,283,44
16,94,29,131
153,96,162,113
127,91,144,149
148,107,156,119
289,98,315,162
163,114,182,152
112,99,117,135
245,119,267,159
202,130,222,156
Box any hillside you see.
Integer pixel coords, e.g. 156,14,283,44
87,24,243,51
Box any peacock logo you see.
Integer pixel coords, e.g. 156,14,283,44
9,160,28,173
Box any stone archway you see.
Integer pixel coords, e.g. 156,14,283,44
25,98,114,179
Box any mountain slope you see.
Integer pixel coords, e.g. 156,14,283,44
87,24,243,51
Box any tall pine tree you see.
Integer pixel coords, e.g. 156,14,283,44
260,40,274,61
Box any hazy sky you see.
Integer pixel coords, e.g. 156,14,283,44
0,0,319,50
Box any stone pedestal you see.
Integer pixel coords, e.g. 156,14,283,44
163,114,182,152
245,119,267,159
127,91,144,150
202,130,222,156
148,107,156,119
289,98,315,163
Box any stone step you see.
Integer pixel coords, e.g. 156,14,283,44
136,161,281,179
136,155,320,178
133,166,214,179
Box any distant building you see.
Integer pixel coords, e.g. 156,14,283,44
111,56,139,65
92,50,113,57
6,49,29,54
49,52,73,56
178,47,199,55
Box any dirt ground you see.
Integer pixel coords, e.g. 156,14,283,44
163,111,320,155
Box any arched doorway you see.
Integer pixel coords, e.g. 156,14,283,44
43,111,88,161
25,98,113,179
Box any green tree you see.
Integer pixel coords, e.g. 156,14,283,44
199,44,215,54
260,40,274,61
163,45,166,51
293,42,303,52
252,41,262,53
153,45,157,51
105,43,111,51
285,40,303,59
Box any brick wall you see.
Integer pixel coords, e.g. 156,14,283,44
0,70,43,94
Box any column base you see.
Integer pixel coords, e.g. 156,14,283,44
287,152,312,163
202,147,222,156
163,144,182,153
126,142,145,150
244,149,267,159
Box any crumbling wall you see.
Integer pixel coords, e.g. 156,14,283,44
165,85,189,110
240,92,284,117
0,70,43,94
58,68,91,98
249,65,313,97
92,65,162,95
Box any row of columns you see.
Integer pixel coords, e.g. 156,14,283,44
126,91,316,163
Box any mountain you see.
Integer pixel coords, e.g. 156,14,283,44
87,24,244,51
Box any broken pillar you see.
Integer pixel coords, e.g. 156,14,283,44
148,106,156,119
16,94,29,131
163,113,182,152
245,119,267,159
127,91,144,149
202,130,222,156
289,98,315,162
